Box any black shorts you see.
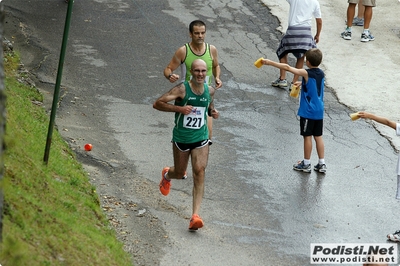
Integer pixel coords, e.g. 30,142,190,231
278,49,307,60
300,117,323,136
173,140,210,152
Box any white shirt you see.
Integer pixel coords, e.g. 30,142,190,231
287,0,322,27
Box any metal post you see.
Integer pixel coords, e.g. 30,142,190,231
43,0,74,164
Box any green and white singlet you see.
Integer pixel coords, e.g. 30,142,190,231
173,81,211,144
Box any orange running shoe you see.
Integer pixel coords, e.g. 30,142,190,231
188,214,204,230
159,167,171,196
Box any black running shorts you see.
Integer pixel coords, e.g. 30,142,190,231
173,139,210,152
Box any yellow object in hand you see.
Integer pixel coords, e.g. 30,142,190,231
289,84,300,98
350,112,360,121
254,57,264,68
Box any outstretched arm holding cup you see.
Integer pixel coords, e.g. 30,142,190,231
357,112,397,130
356,111,399,199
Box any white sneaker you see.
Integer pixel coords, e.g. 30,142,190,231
387,230,400,242
341,30,352,40
313,163,327,173
361,32,375,42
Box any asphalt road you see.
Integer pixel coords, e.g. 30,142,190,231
3,0,400,265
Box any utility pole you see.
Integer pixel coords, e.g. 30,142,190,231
43,0,74,164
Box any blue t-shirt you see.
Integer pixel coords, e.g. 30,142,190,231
297,68,324,120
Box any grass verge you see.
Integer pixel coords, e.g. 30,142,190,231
0,51,132,265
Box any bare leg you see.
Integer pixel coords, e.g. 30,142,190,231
279,54,288,80
357,0,365,19
314,136,325,159
167,143,190,180
190,145,209,215
346,3,357,27
292,56,305,84
363,6,373,29
303,136,312,160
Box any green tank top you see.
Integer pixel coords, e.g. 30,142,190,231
183,43,213,85
173,81,211,143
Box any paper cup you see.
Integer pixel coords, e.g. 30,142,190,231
289,84,300,98
254,57,264,68
350,112,360,121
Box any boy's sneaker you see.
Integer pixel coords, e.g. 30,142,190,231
271,78,288,88
293,160,311,173
387,230,400,242
341,30,352,40
361,32,375,42
188,214,204,231
159,167,171,196
314,163,327,173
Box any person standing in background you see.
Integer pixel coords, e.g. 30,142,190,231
341,0,375,42
356,111,400,243
271,0,322,89
357,111,400,200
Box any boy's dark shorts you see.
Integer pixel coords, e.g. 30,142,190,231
300,117,323,137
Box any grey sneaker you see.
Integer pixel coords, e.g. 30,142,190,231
271,78,288,88
353,17,364,26
361,32,375,42
293,160,311,173
341,30,352,40
313,163,327,173
346,17,364,26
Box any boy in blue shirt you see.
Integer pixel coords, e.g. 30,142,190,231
260,48,326,173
